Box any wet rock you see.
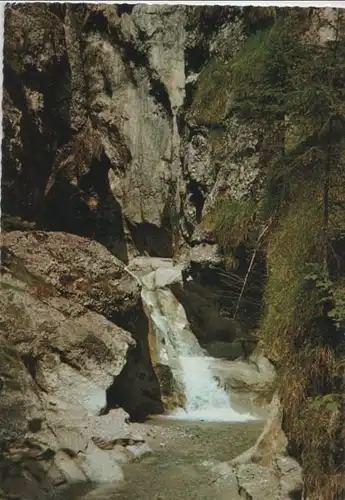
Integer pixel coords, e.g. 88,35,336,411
128,257,175,278
205,340,257,361
154,363,186,411
232,393,287,467
53,451,87,483
210,354,276,395
141,266,184,291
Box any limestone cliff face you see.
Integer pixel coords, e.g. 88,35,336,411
2,4,263,263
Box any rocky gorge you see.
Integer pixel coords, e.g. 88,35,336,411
1,3,345,500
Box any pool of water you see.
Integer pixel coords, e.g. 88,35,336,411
44,418,264,500
113,418,264,500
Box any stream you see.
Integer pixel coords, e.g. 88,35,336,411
115,418,264,500
54,418,263,500
112,268,264,499
46,267,265,499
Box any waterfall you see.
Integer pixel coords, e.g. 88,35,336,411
141,268,256,423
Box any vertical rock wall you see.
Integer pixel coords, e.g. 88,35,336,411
2,4,265,262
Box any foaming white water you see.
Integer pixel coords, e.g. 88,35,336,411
179,356,231,411
165,408,256,422
169,356,256,422
141,269,256,423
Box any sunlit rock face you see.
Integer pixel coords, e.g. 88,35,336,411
2,4,264,262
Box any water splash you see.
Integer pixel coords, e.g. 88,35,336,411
170,356,255,422
141,269,256,423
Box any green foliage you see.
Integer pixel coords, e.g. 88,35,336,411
304,263,334,303
327,290,345,329
206,9,345,498
231,9,345,189
189,58,232,126
260,193,323,358
230,18,303,121
208,128,226,158
203,197,267,330
204,197,259,255
307,394,340,413
304,263,345,330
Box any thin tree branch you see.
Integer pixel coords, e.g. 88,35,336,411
233,218,272,320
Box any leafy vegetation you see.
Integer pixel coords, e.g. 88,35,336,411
206,8,345,499
205,197,259,253
189,58,232,126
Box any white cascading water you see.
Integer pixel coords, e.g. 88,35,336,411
141,268,256,423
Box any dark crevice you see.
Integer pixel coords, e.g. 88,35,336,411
106,356,163,422
2,42,71,222
21,354,38,381
21,354,48,394
102,70,113,97
48,3,66,20
175,258,265,344
122,40,149,68
117,4,135,17
43,151,129,262
83,10,109,34
127,220,173,258
187,180,205,223
288,489,303,500
149,77,173,117
184,81,197,111
185,44,209,74
176,106,186,137
27,418,43,433
104,307,164,422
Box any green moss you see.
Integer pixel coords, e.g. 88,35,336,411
189,58,232,126
260,192,323,359
258,185,345,500
205,9,345,497
203,197,258,255
288,384,345,499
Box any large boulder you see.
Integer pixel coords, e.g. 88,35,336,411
1,231,141,323
210,354,276,394
210,353,276,417
0,231,162,498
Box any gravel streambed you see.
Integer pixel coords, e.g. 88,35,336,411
114,417,264,500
